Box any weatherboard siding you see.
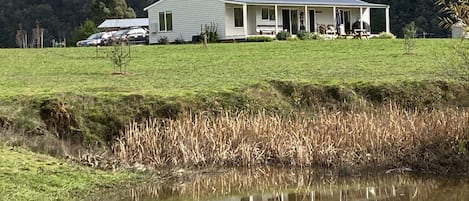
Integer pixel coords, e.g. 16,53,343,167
147,0,226,43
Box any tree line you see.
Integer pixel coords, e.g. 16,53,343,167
0,0,453,47
0,0,156,47
368,0,450,38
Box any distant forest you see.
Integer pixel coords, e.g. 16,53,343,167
0,0,449,48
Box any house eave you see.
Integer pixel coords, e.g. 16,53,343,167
224,0,388,8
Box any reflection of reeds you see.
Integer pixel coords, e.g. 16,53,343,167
90,168,467,201
113,106,469,172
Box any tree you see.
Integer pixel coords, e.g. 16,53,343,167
91,0,136,24
126,0,158,17
435,0,469,29
72,20,98,43
403,21,417,54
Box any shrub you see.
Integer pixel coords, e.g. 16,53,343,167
110,42,131,74
158,36,169,44
372,32,396,39
311,33,325,40
276,30,291,40
297,31,323,40
297,30,310,40
72,20,97,45
403,21,417,54
200,22,218,43
174,34,185,44
246,36,273,42
287,36,299,41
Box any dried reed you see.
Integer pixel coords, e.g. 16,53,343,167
113,105,469,172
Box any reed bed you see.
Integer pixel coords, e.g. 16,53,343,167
113,106,469,172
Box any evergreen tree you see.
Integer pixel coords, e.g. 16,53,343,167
91,0,136,24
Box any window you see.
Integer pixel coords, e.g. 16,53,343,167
166,12,173,31
159,11,173,32
159,12,165,31
234,7,243,27
262,8,276,21
262,8,269,20
269,9,276,20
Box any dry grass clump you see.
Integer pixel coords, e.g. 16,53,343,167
113,106,469,172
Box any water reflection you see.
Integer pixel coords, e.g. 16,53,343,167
88,168,469,201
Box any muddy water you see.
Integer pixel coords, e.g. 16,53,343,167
90,168,469,201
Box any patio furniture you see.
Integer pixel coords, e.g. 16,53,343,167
354,29,369,39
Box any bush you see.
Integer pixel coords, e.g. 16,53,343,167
373,32,396,39
72,20,97,45
287,37,299,41
246,36,273,42
158,36,169,44
297,30,310,40
312,33,325,40
276,31,291,40
200,22,218,43
174,34,185,44
297,31,323,40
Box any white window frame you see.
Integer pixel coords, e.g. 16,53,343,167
159,11,173,32
234,7,244,28
261,7,276,21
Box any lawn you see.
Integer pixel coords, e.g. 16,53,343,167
0,143,137,201
0,39,460,98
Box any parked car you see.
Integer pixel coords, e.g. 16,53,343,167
125,28,149,44
76,32,105,47
108,27,149,45
109,29,131,44
100,31,115,46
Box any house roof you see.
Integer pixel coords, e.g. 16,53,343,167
226,0,388,8
144,0,388,11
98,18,149,29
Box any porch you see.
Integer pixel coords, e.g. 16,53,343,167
224,1,390,39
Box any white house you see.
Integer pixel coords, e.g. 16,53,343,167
144,0,390,43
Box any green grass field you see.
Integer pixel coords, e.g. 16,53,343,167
0,39,461,98
0,143,136,201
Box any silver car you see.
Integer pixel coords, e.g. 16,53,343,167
76,32,108,47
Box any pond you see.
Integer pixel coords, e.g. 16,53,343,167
89,168,469,201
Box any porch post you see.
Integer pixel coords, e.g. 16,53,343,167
275,4,279,33
243,3,248,36
385,6,390,33
332,6,336,31
305,6,308,32
360,7,364,30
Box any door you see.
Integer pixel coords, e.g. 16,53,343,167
291,10,299,34
282,10,290,32
282,9,299,34
343,10,351,33
309,10,316,32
